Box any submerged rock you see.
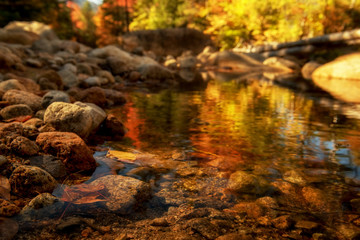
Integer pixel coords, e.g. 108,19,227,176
227,170,270,195
89,175,151,214
36,132,96,173
9,165,57,197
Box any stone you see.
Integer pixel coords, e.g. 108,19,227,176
96,70,115,84
227,170,270,195
41,90,70,108
295,220,319,230
185,218,221,239
0,79,26,92
32,38,54,53
9,165,57,197
0,46,22,69
23,118,43,128
301,61,321,80
103,89,126,106
57,69,79,89
0,29,38,45
102,113,126,136
26,58,43,68
3,90,42,111
30,155,66,178
89,45,131,59
0,199,20,217
76,87,107,108
77,63,94,75
232,202,264,218
0,122,24,139
336,224,360,240
63,63,77,74
301,186,339,213
177,55,197,69
36,132,96,173
107,56,131,75
272,215,294,229
0,217,18,240
21,193,59,212
0,155,8,167
10,136,39,156
89,175,151,214
4,74,40,93
0,104,33,120
283,170,307,186
43,102,94,138
138,63,174,81
36,70,64,90
164,56,178,69
215,233,252,240
83,76,101,87
312,53,360,103
73,102,106,134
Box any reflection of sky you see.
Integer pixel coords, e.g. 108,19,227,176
89,0,102,5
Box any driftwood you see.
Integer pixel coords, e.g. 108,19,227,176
234,29,360,57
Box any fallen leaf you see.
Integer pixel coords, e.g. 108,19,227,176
106,150,137,163
60,183,108,205
3,115,32,123
0,176,10,200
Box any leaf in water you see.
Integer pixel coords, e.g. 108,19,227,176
0,176,10,200
60,183,108,205
106,150,137,163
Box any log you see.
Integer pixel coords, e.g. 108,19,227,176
235,28,360,54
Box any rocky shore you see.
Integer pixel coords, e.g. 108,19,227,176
2,22,360,240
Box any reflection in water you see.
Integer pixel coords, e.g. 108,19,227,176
108,79,360,178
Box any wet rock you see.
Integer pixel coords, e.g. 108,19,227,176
102,113,126,136
232,202,264,218
36,132,96,173
9,165,57,197
107,56,131,75
150,217,169,227
185,218,221,239
227,170,270,195
295,220,319,230
0,104,33,120
177,54,197,69
21,193,59,213
255,196,279,217
0,123,24,140
32,38,54,53
0,217,18,240
164,56,178,69
0,79,26,92
30,155,66,178
10,136,39,156
43,102,103,138
63,63,77,74
52,39,80,54
336,224,360,240
89,45,131,59
103,89,126,106
301,186,339,213
283,170,307,186
3,90,42,111
35,109,46,120
76,87,107,107
58,69,79,89
312,53,360,103
36,70,64,90
0,46,22,69
301,61,321,80
272,215,294,229
89,175,151,214
0,199,20,217
42,90,71,109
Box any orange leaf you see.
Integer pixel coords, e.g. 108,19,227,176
60,183,108,205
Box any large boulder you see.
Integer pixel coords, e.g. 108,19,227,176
43,102,105,138
3,90,42,112
9,165,57,197
89,175,151,214
36,132,97,173
312,53,360,103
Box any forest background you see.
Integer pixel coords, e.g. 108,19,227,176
1,0,360,50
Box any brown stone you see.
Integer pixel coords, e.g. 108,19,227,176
36,132,96,173
0,199,20,217
103,113,126,137
77,87,107,107
10,136,39,156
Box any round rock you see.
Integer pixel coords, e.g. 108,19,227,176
227,170,270,195
36,132,96,173
0,104,33,120
41,90,70,108
0,79,26,92
3,89,42,111
9,165,57,197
